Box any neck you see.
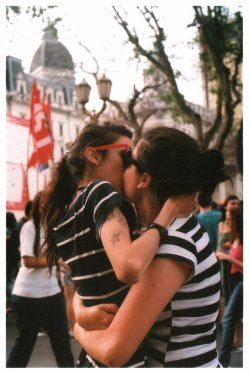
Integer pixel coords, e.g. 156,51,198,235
199,206,212,213
136,192,159,227
78,170,96,189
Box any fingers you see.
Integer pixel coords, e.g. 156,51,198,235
99,303,119,315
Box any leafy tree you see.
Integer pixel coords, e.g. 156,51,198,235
6,5,242,163
6,6,61,32
112,6,242,153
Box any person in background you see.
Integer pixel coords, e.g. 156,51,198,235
73,125,229,367
6,192,75,368
16,200,33,246
217,195,241,325
60,267,76,337
216,210,243,367
6,212,19,314
196,192,222,252
218,195,241,254
41,122,195,368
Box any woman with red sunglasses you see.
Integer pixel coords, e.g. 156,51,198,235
73,125,230,368
41,122,194,367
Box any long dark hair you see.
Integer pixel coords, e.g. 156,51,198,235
137,126,230,207
220,194,240,221
41,122,132,268
30,191,42,257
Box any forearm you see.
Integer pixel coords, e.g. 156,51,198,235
73,292,118,330
74,323,119,366
22,255,48,268
128,200,179,277
102,196,194,284
230,256,243,269
74,258,190,367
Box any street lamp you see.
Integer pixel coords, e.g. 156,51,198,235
76,74,112,124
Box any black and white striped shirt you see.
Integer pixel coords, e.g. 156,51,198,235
54,180,146,367
145,215,221,367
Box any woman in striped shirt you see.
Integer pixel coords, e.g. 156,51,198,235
41,122,194,367
74,125,229,367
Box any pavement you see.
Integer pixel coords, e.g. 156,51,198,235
6,312,81,368
6,312,243,368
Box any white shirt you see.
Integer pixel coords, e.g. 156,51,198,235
12,220,61,298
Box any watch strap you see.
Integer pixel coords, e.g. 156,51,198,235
146,223,166,242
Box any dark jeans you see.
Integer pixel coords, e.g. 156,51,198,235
219,281,243,368
6,292,75,367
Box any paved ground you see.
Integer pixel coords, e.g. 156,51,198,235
6,312,243,368
6,312,81,368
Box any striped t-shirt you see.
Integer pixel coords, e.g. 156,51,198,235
53,180,146,367
145,215,221,368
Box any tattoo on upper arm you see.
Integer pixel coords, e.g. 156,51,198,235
110,231,121,246
106,208,128,228
106,208,129,246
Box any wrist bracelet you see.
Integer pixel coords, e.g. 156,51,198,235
146,223,166,242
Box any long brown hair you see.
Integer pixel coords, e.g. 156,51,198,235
30,191,43,257
41,122,132,269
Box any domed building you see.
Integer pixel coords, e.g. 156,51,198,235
6,28,242,215
30,29,74,83
6,28,84,212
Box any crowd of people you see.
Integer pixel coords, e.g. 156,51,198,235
6,122,243,368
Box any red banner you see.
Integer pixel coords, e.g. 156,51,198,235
28,80,54,168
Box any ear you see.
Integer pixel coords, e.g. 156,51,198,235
84,147,102,166
137,173,152,190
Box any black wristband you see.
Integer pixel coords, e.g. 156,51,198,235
146,223,166,242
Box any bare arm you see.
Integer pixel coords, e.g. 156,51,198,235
216,252,243,269
100,195,194,283
74,258,191,367
22,255,48,268
73,292,118,330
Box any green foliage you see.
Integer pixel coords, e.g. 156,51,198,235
6,5,58,22
192,6,242,81
6,6,21,21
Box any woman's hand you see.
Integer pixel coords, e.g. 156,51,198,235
156,194,196,228
73,292,119,330
216,252,231,262
56,258,70,273
169,194,197,218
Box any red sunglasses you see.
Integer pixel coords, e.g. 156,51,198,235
93,143,133,168
93,143,145,171
93,143,131,151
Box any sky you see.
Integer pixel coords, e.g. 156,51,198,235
4,1,244,109
4,2,206,108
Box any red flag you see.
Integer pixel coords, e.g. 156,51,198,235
28,80,54,168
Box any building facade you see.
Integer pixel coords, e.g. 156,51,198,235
6,30,242,216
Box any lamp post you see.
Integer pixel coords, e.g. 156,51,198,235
76,74,112,124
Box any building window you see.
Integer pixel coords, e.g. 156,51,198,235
45,88,54,103
59,123,63,137
56,91,64,106
16,73,27,97
58,95,62,107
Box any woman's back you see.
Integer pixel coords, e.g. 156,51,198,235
146,215,220,367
